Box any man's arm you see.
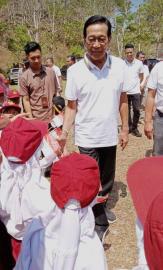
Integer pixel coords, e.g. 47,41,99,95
58,100,77,150
140,76,149,90
119,92,129,150
58,76,62,92
144,88,156,139
22,95,33,118
54,73,61,96
19,75,33,118
139,73,144,84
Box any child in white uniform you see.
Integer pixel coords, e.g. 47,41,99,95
15,152,108,270
0,117,57,260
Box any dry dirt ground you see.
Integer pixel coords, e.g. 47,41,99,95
67,121,153,270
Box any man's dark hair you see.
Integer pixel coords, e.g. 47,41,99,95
136,51,145,58
125,44,134,49
83,15,112,39
24,42,41,55
67,55,76,62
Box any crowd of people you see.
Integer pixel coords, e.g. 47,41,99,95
0,14,163,270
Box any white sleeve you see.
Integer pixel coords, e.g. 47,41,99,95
133,218,149,270
55,66,61,77
147,64,158,90
65,68,78,100
144,65,149,77
57,68,61,77
139,62,144,74
53,202,80,270
122,63,128,92
40,138,57,169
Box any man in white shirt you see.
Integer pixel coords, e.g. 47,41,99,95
124,44,144,137
136,51,150,108
144,61,163,155
58,15,129,241
66,55,76,67
46,57,62,93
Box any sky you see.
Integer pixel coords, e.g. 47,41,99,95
131,0,145,12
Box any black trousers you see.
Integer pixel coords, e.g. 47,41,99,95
128,93,141,130
79,146,117,227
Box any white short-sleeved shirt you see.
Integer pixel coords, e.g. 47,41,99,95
53,65,61,77
143,64,149,79
124,59,144,95
147,61,163,112
65,54,127,148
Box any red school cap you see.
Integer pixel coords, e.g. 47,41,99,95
127,156,163,225
7,90,20,99
0,101,21,113
0,117,48,163
144,191,163,270
51,152,100,208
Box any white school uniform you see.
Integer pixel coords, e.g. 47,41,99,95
132,218,149,270
15,199,108,270
0,143,56,240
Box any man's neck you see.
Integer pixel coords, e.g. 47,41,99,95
126,58,134,64
87,54,107,69
30,65,42,74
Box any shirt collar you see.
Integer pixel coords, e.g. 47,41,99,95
29,65,46,77
125,58,136,65
84,52,111,71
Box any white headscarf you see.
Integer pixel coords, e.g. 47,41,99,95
132,218,149,270
0,142,56,240
15,199,108,270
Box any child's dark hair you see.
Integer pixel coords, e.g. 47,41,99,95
52,96,65,114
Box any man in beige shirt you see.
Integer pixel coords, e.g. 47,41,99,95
20,42,60,122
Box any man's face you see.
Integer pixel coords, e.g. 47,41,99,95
5,107,19,116
84,23,110,62
138,53,145,63
66,57,74,67
46,59,53,68
125,48,134,62
8,98,20,105
27,49,42,70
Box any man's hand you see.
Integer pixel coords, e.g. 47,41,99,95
10,113,32,121
144,121,153,139
57,131,68,152
119,129,129,150
3,113,13,119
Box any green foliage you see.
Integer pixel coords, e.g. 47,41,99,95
69,44,84,57
8,25,30,57
0,0,7,9
0,21,7,33
0,0,162,61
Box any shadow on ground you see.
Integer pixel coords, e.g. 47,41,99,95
106,181,128,210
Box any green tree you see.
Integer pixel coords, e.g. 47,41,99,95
8,25,30,59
